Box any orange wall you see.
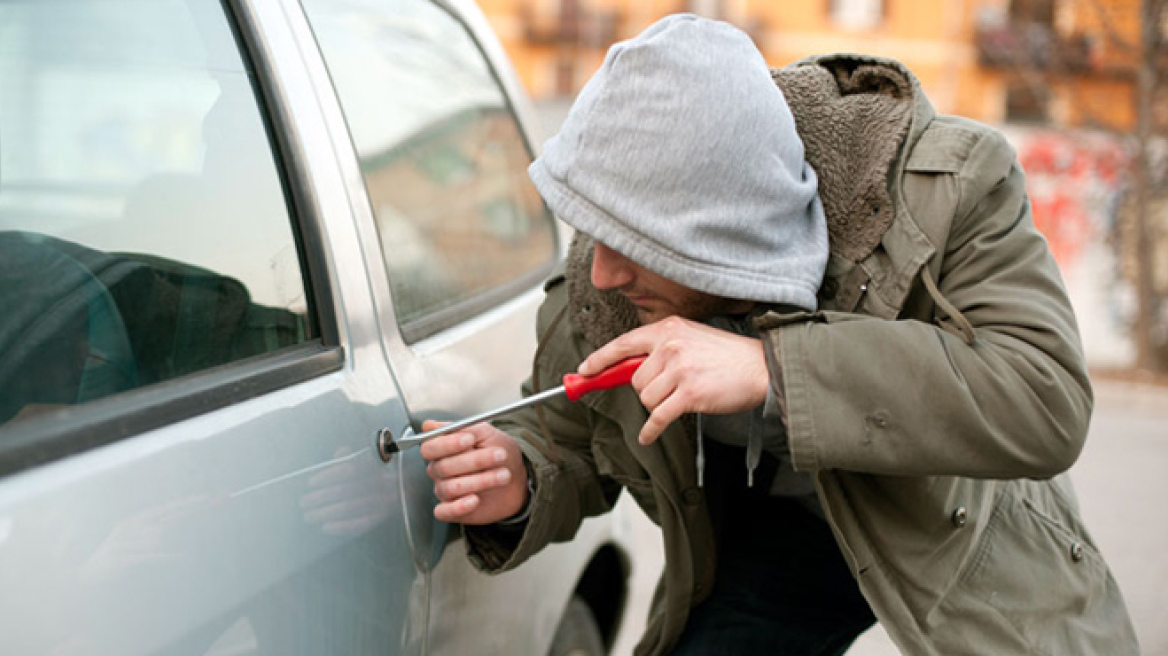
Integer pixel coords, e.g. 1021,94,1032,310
1058,78,1137,129
481,0,1137,130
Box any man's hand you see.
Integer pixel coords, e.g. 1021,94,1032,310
420,420,529,524
578,317,770,445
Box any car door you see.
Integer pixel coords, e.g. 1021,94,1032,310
0,1,426,654
289,1,600,653
293,0,560,560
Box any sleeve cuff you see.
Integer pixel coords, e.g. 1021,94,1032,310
760,330,789,426
758,317,821,472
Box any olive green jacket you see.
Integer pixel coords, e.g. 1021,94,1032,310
466,55,1138,656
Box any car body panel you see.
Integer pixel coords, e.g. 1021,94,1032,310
0,1,655,655
0,1,425,652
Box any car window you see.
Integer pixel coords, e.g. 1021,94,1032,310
0,0,313,429
299,0,557,341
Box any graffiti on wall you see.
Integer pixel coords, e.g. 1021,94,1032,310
1008,127,1136,366
1014,130,1127,268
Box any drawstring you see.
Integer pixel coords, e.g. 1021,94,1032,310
745,413,761,488
920,266,975,345
697,412,762,488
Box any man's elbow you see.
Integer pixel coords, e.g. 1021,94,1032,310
1028,377,1093,479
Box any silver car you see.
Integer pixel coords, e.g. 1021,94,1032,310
0,1,654,654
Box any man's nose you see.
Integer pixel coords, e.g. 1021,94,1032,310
591,242,634,290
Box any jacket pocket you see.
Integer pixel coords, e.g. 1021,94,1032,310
951,484,1108,654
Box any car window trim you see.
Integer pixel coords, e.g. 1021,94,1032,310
225,0,339,349
0,343,344,478
381,0,560,343
399,259,556,343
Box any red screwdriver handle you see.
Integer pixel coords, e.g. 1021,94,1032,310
562,356,647,401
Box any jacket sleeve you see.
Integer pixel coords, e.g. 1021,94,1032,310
763,129,1093,479
463,283,622,572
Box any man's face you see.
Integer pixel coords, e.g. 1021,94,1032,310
590,242,754,324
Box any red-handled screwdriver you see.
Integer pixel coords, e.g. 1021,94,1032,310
381,356,646,455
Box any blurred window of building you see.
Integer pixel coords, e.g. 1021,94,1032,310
1011,0,1054,26
1005,80,1051,123
301,0,558,342
829,0,883,31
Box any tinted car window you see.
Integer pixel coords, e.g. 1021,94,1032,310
300,0,557,340
0,0,312,428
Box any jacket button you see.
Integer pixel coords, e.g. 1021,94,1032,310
1070,542,1085,562
951,507,968,528
682,488,703,505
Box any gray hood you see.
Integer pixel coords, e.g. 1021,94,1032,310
529,14,828,310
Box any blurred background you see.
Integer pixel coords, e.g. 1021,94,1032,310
479,0,1168,380
476,2,1168,654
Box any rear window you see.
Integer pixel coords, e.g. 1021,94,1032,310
300,0,558,341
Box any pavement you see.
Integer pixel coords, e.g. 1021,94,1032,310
1066,380,1168,656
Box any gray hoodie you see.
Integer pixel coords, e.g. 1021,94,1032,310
528,13,828,309
529,14,829,492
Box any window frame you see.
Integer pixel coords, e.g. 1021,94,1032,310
299,0,560,344
0,0,343,478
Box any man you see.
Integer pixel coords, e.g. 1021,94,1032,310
421,14,1138,656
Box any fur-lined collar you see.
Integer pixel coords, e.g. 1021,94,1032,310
566,56,918,348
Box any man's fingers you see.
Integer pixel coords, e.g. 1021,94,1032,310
578,327,655,375
421,420,445,431
419,429,477,461
434,494,480,522
419,420,504,459
434,467,512,501
426,446,508,481
636,366,678,410
639,394,687,445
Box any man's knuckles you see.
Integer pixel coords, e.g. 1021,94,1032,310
657,316,687,333
422,429,486,460
429,448,506,481
435,468,512,499
659,337,687,358
435,495,479,521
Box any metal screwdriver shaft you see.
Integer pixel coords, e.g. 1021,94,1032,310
383,356,645,454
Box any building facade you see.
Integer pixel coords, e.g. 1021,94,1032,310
478,0,1144,132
